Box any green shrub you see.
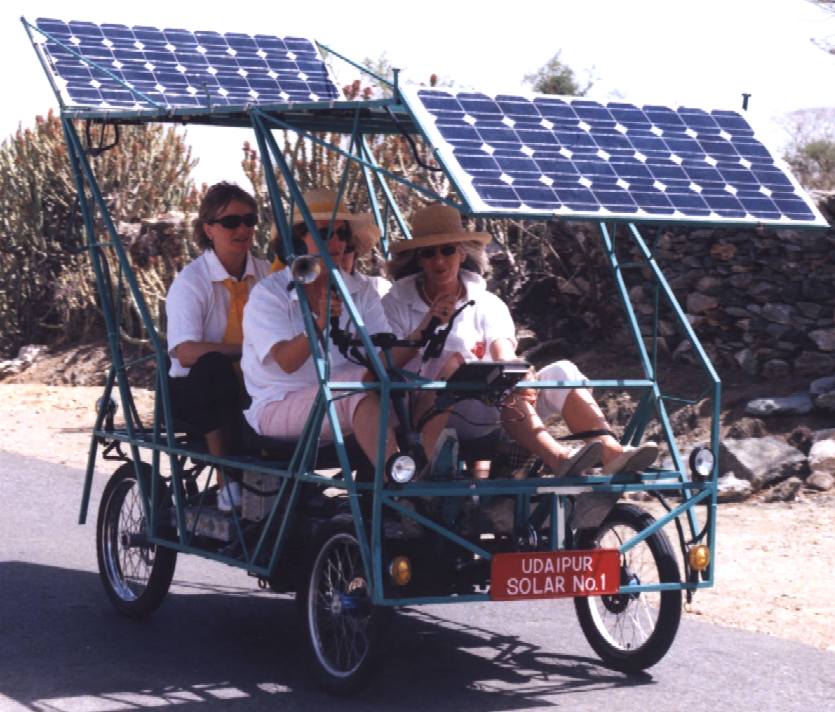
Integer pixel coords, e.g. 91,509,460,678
0,111,199,356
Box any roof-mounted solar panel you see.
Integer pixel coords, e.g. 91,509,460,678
29,17,343,115
402,86,827,228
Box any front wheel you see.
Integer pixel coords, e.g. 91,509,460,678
96,462,177,618
574,503,681,673
299,514,384,694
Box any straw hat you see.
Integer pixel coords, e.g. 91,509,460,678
292,187,381,256
390,203,491,254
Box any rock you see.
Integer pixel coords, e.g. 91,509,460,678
744,393,813,417
762,303,794,325
765,323,790,339
720,437,807,490
716,472,753,502
686,293,719,314
18,344,48,363
813,428,835,443
762,359,790,379
726,417,766,439
787,426,814,454
0,360,24,377
809,328,835,352
810,375,835,398
815,392,835,413
673,340,696,365
727,306,753,318
696,276,723,295
729,273,753,290
515,328,538,353
806,471,834,491
795,351,835,376
762,476,802,503
734,348,758,376
797,301,823,319
808,438,835,472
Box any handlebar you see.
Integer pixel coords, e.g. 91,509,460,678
330,300,475,366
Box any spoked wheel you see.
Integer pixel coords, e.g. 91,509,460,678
300,514,384,694
96,462,177,618
574,503,681,673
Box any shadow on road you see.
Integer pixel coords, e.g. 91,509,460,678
0,561,652,710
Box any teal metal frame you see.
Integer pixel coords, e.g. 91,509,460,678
25,15,723,607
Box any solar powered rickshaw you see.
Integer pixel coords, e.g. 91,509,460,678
24,15,828,692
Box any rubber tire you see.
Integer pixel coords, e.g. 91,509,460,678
573,502,681,673
96,462,177,618
299,514,384,694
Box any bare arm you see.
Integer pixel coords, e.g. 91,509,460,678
489,337,517,361
175,341,241,368
270,287,340,373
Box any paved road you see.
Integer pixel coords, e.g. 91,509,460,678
1,451,833,711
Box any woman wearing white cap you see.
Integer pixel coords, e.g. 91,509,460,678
382,202,657,478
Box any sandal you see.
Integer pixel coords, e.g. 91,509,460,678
554,441,604,478
602,442,659,475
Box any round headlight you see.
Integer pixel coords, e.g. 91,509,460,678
389,555,412,586
387,454,417,484
689,446,715,480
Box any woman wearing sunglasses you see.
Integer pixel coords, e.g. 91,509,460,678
382,203,657,479
166,182,271,510
242,189,414,473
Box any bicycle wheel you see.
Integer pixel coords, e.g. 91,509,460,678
299,514,384,694
96,462,177,618
574,502,681,673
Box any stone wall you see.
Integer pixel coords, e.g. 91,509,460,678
625,193,835,378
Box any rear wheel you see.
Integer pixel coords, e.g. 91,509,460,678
96,462,177,618
299,514,384,694
574,503,681,673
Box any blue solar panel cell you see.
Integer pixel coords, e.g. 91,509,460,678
34,17,342,111
404,86,824,225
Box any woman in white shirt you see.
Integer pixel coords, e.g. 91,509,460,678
242,189,414,474
166,182,270,509
382,203,657,478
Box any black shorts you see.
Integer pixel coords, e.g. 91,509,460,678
168,351,248,439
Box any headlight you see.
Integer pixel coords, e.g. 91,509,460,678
387,454,417,484
689,446,714,480
389,555,412,586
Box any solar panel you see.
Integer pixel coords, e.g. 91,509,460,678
31,17,342,112
402,86,827,227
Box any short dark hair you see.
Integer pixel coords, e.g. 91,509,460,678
193,182,257,250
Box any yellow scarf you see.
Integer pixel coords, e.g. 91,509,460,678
222,277,251,345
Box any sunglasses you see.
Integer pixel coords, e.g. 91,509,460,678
208,212,258,229
417,244,457,259
291,222,352,243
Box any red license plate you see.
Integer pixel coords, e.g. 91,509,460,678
490,549,620,601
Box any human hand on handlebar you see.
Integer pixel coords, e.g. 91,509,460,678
309,286,342,331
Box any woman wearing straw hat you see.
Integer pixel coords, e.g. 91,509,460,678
241,189,442,471
269,201,391,297
166,182,271,510
382,202,658,478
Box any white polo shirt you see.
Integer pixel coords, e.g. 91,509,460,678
166,250,271,377
382,270,517,369
241,270,391,433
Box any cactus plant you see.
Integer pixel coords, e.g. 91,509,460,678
0,111,198,356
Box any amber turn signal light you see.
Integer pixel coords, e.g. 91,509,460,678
688,544,711,572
